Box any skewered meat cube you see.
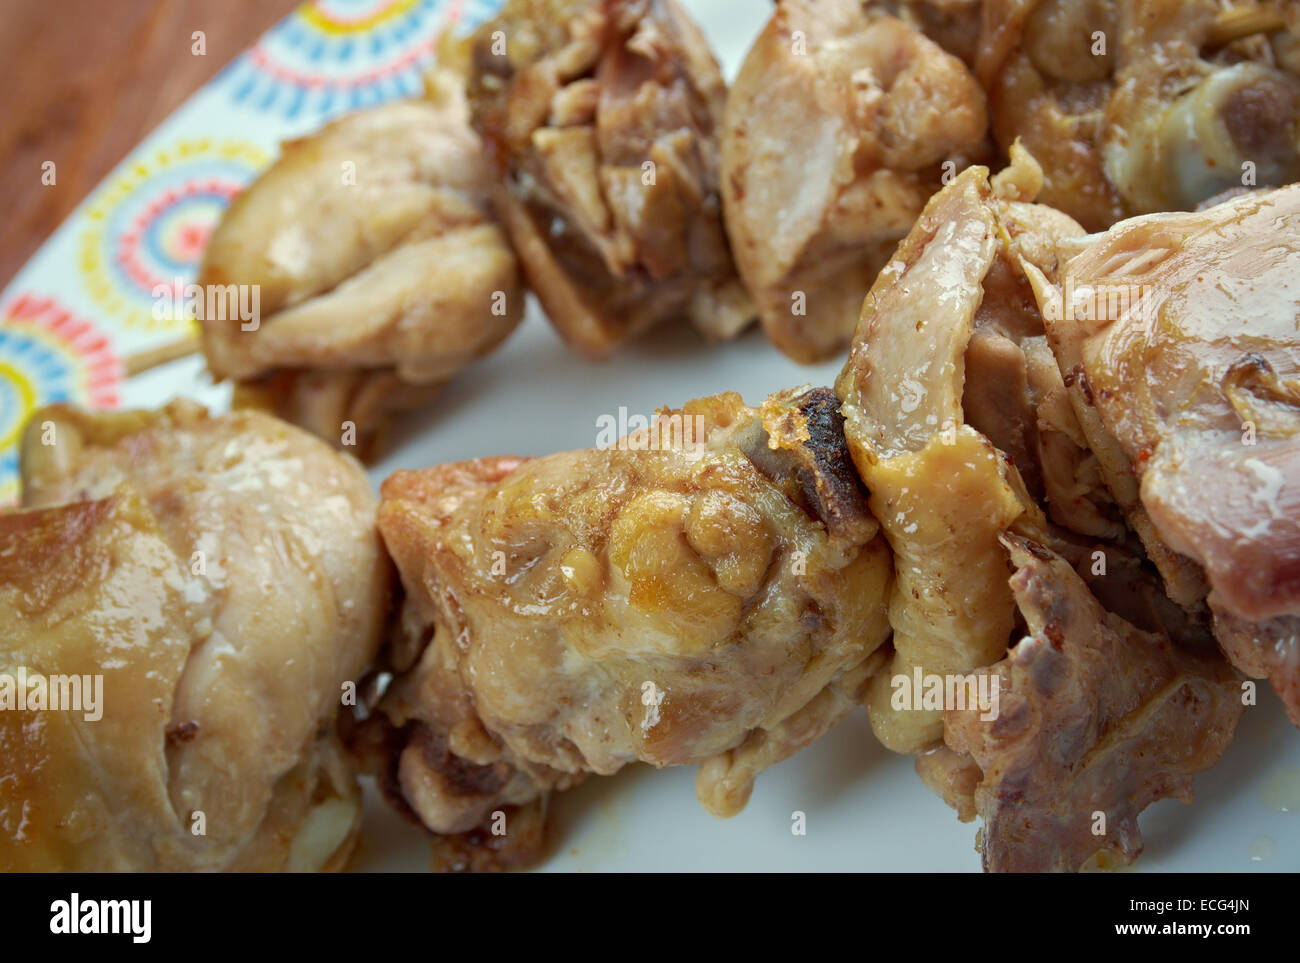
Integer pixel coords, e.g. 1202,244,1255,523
722,0,989,361
929,535,1244,872
827,147,1249,869
199,73,523,457
464,0,753,359
833,157,1098,753
974,0,1300,229
353,387,892,863
0,401,390,871
1026,182,1300,724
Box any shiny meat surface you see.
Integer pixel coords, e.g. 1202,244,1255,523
1028,184,1300,723
972,0,1300,229
199,74,523,456
723,0,989,362
1,401,390,870
466,0,752,358
834,163,1086,753
362,388,892,847
1101,1,1300,214
968,146,1127,539
943,536,1243,872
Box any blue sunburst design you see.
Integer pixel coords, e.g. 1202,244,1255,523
0,295,123,505
215,0,506,119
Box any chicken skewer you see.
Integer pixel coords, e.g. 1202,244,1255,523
971,0,1300,228
350,386,893,867
1,401,391,871
133,0,750,441
183,71,524,458
21,165,1278,874
19,2,1298,875
832,150,1099,753
718,0,1300,363
835,151,1251,870
722,0,990,362
462,0,754,359
1025,180,1300,725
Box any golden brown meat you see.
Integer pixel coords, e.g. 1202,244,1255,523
815,148,1246,869
1026,183,1300,724
465,0,752,358
833,160,1103,753
0,401,390,871
723,0,989,362
884,0,986,65
973,0,1300,230
358,387,893,851
962,145,1129,541
1101,1,1300,214
938,536,1243,872
199,73,523,457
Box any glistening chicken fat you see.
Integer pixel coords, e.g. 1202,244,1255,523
1,401,391,871
349,387,893,860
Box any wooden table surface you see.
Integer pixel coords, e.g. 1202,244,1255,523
0,0,301,290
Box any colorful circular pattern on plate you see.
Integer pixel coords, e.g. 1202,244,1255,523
221,0,450,118
78,139,269,333
0,294,123,505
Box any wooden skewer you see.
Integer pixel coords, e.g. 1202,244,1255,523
124,333,202,377
1208,4,1288,48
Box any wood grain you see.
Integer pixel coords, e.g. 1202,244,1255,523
0,0,301,289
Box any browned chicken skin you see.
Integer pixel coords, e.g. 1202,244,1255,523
199,74,523,457
465,0,753,358
1,401,391,871
723,0,989,362
974,0,1300,229
1026,183,1300,724
355,387,893,855
935,536,1244,872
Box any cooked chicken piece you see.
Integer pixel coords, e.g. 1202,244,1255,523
0,401,390,871
956,147,1131,541
1026,183,1300,724
230,368,448,457
972,0,1125,230
973,0,1300,230
1104,2,1300,214
199,73,523,457
464,0,751,358
884,0,985,66
833,160,1109,753
936,535,1243,872
722,0,989,362
354,387,892,856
